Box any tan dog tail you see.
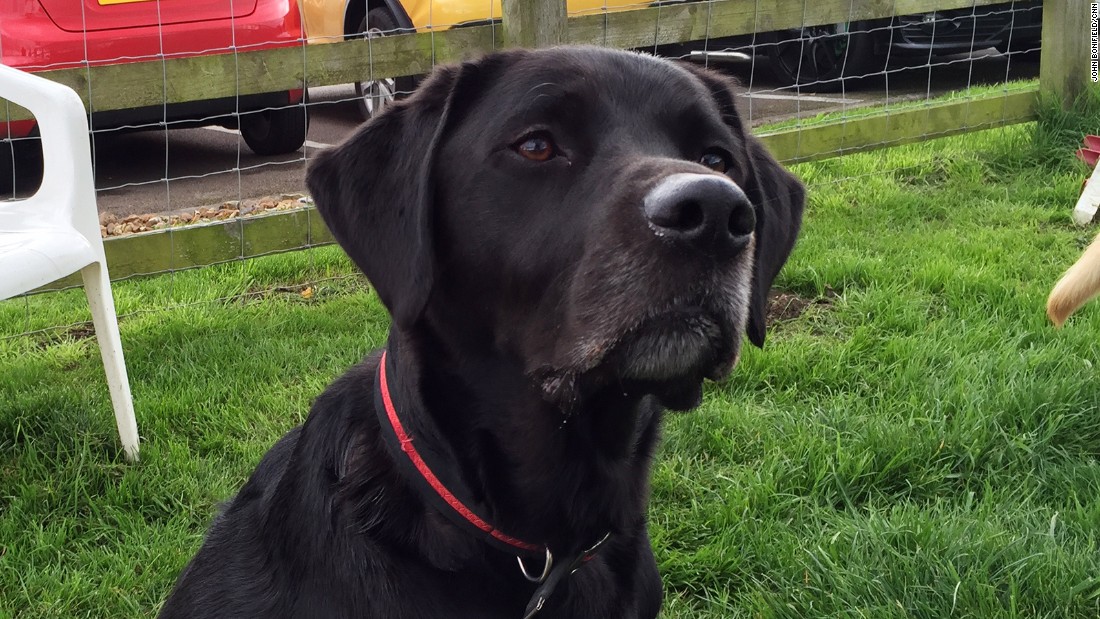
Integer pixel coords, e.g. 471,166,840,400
1048,232,1100,327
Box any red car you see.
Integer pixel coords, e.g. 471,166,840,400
1,0,308,155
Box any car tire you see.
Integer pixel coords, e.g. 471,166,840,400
0,136,44,195
239,103,309,156
766,21,883,92
354,8,417,120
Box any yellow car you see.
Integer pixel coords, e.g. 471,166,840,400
299,0,648,117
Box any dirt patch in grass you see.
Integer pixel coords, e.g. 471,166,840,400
32,321,97,351
64,322,96,341
767,287,839,325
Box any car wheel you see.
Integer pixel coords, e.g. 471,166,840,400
354,8,417,120
0,137,43,195
766,21,882,92
239,103,308,156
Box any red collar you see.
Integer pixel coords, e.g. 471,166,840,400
374,349,611,617
376,349,543,555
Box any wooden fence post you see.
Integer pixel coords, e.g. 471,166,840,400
1039,0,1095,107
502,0,568,48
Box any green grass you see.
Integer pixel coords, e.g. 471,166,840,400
4,101,1100,617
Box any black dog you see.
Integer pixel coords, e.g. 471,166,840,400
158,46,804,618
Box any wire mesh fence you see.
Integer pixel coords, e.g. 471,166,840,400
0,0,1052,340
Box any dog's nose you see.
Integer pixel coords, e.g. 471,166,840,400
643,173,755,255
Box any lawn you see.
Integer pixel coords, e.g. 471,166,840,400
3,96,1100,618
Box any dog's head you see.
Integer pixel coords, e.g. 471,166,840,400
307,47,804,411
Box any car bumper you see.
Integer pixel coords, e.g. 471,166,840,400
892,3,1042,53
1,0,304,139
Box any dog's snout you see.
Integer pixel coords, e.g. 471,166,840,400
643,173,755,255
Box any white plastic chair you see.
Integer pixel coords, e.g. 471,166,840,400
0,64,139,461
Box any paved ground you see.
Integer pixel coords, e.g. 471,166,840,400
3,49,1039,218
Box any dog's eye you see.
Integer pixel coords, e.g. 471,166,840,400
699,150,729,174
514,132,557,162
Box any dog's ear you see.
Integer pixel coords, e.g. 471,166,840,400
306,62,477,328
741,134,806,347
680,63,806,347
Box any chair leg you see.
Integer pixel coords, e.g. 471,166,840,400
81,260,139,462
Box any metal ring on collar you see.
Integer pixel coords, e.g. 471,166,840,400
517,548,553,583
